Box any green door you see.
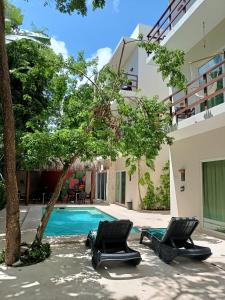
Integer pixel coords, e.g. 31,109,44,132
203,160,225,232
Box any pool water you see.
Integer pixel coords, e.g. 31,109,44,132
44,207,139,236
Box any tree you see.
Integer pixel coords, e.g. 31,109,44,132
4,0,23,33
0,0,22,265
19,54,173,243
0,0,106,265
7,39,64,136
0,0,186,265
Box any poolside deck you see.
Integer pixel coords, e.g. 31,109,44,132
0,204,225,299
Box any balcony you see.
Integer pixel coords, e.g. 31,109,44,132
147,0,197,43
165,58,225,139
121,73,138,92
146,0,225,62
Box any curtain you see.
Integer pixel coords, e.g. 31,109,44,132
203,160,225,222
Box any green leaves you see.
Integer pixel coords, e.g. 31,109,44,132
138,39,186,90
117,95,171,164
4,0,23,33
9,39,174,178
141,161,170,210
53,0,105,15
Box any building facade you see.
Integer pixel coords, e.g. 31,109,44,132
95,24,169,210
146,0,225,234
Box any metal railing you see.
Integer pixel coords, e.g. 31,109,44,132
147,0,196,43
164,58,225,122
121,73,138,91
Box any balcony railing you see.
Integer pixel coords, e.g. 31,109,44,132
164,58,225,123
147,0,196,43
121,73,138,91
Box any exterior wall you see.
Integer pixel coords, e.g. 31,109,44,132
106,145,169,211
104,23,170,210
170,126,225,229
123,47,139,79
109,157,140,210
170,0,197,27
106,163,116,204
138,47,168,100
170,17,225,125
85,171,92,194
183,18,225,82
130,24,152,40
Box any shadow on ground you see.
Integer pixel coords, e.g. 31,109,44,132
0,239,225,300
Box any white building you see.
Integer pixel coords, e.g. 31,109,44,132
95,24,168,210
146,0,225,234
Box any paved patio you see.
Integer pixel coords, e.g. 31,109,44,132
0,204,225,299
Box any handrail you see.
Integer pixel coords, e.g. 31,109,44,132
147,0,177,39
121,73,138,90
172,87,225,116
156,0,192,43
148,0,194,43
163,58,225,102
172,72,225,107
163,59,225,120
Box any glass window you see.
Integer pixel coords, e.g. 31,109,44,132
199,54,224,111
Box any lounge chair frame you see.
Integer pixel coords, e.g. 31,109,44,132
140,217,212,264
86,220,142,269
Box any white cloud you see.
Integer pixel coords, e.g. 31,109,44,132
50,37,69,59
77,47,112,86
113,0,120,13
91,47,113,71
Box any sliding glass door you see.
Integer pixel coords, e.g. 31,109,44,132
97,172,107,201
115,171,126,204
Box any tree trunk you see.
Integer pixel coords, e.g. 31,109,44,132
34,162,71,244
137,160,143,208
0,0,21,265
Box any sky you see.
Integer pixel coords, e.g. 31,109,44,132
11,0,168,68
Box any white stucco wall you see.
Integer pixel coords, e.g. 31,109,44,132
103,23,170,210
106,145,169,211
123,48,139,79
85,171,92,194
138,47,169,100
170,125,225,229
183,17,225,82
170,17,225,121
130,24,152,40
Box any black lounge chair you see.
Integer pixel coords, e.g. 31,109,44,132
86,220,142,269
140,217,212,264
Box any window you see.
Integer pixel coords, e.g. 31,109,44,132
199,54,224,111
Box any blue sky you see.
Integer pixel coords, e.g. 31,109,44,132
11,0,168,65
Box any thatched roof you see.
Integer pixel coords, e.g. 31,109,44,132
29,157,111,172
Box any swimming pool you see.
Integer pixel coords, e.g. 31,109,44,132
44,207,139,236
